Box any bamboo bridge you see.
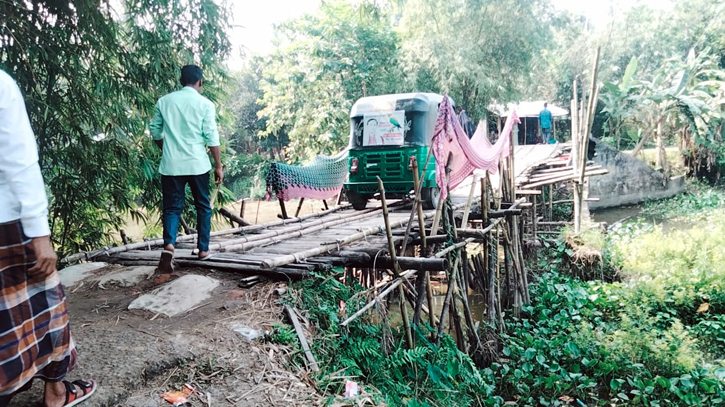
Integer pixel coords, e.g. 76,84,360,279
61,142,606,352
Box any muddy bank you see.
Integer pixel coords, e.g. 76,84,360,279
8,265,320,407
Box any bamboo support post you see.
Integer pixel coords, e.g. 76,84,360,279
400,149,432,255
548,185,553,220
377,176,414,349
460,175,479,227
436,256,460,342
219,207,252,227
431,154,453,236
294,198,305,218
575,46,601,232
239,199,247,219
456,256,484,354
278,198,289,220
532,194,538,242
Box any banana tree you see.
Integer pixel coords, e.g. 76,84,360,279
630,48,725,180
599,57,643,150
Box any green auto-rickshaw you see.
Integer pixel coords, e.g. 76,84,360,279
343,93,452,210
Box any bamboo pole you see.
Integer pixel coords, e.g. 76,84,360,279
294,198,305,218
284,305,320,372
575,47,601,232
548,185,553,220
278,198,289,220
431,154,453,236
521,168,608,189
481,172,489,225
377,176,414,349
495,224,504,329
259,203,465,269
211,208,380,252
219,207,252,227
436,256,460,342
400,149,432,255
571,78,581,232
460,175,479,227
456,255,484,354
340,272,415,326
62,204,351,264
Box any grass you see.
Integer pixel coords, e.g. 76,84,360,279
277,183,725,406
509,183,725,405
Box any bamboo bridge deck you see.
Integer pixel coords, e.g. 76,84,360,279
62,144,566,277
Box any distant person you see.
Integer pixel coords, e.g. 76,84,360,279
0,70,96,406
456,105,476,138
149,65,224,273
539,102,553,143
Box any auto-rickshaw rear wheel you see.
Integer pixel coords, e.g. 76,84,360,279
421,187,441,210
346,190,369,210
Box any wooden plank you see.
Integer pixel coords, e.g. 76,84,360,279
284,305,319,372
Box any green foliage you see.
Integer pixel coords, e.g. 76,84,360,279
600,57,644,149
497,272,725,406
258,1,404,160
268,323,297,346
285,273,499,406
398,0,554,118
517,185,725,405
640,181,725,220
1,0,232,257
225,152,268,199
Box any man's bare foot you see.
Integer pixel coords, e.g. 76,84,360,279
44,379,96,407
198,250,210,259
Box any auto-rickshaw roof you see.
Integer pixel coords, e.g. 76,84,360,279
350,93,452,117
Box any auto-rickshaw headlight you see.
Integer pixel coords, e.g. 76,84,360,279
351,157,359,174
408,156,416,171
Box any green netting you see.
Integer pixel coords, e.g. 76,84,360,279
265,150,349,201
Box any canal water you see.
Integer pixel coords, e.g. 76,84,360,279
590,204,643,225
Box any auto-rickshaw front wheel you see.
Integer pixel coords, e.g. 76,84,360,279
346,190,369,210
421,187,441,210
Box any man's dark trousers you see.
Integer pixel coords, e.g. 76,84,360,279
161,172,212,251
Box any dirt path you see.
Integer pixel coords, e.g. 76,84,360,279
8,265,321,407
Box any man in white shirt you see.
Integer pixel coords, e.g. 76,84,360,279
0,70,95,407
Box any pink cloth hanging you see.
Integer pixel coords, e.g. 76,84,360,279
432,95,520,199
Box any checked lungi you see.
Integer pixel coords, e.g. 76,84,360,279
0,220,76,396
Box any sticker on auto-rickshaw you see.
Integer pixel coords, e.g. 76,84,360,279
362,110,405,146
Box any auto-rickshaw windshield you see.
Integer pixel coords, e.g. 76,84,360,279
348,93,444,149
350,111,428,148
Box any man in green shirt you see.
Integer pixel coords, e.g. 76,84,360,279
149,65,223,272
539,102,553,144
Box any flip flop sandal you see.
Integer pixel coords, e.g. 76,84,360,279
61,379,96,407
155,250,175,274
192,249,214,261
198,253,214,261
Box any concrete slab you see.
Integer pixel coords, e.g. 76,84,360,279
128,274,219,317
59,262,106,287
98,266,155,289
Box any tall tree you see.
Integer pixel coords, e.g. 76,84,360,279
398,0,555,118
258,1,404,160
1,0,232,256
